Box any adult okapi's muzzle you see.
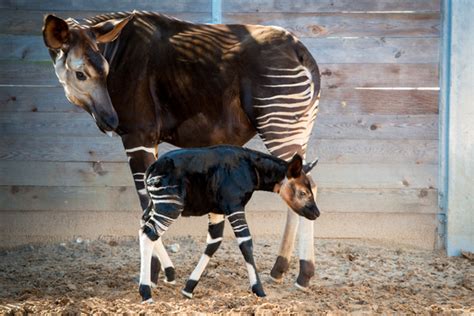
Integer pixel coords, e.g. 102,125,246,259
42,13,133,134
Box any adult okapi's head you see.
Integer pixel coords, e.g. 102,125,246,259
277,154,320,220
42,14,133,133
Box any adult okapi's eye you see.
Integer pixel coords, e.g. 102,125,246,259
298,190,307,199
76,71,87,81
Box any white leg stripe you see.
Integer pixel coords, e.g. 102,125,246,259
253,87,312,101
237,236,252,245
189,254,210,281
138,188,147,195
139,231,154,286
245,262,257,286
125,146,155,154
254,98,311,109
227,211,245,219
206,234,223,244
153,239,174,269
262,70,307,78
267,66,305,72
152,199,183,206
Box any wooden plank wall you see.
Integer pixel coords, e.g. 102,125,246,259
0,0,440,248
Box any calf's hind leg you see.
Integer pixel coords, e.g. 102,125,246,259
182,213,225,298
228,210,266,297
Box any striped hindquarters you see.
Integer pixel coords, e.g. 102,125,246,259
253,64,320,161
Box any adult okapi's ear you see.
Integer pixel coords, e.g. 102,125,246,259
43,15,70,49
287,154,303,179
303,157,319,174
90,14,134,43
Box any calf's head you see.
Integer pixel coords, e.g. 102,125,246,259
277,154,320,220
42,14,132,133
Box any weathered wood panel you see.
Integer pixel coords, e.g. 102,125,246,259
0,136,437,164
0,35,439,64
0,10,439,38
0,0,212,12
320,89,439,115
0,185,438,214
223,13,440,38
0,10,212,36
0,161,437,189
0,87,439,115
0,61,439,87
222,0,440,13
0,112,438,140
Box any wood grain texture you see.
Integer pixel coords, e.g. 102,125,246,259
0,87,77,112
0,35,439,64
223,12,440,38
0,161,436,189
0,112,438,140
0,10,212,36
0,185,437,214
320,89,439,115
0,135,437,164
0,61,439,88
222,0,440,13
0,0,212,12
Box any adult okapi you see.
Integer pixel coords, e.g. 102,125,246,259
42,11,321,291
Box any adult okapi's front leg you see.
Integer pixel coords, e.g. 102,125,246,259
121,135,175,286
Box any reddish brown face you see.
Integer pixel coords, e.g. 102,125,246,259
279,155,319,220
42,14,132,133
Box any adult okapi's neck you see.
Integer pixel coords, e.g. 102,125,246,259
251,154,288,192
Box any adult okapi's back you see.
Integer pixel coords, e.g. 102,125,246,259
42,11,321,289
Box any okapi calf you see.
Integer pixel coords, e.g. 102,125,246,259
139,145,319,302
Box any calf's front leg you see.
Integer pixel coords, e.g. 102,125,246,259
228,210,266,297
182,213,225,298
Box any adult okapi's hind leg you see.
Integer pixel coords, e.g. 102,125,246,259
121,134,176,286
242,42,321,288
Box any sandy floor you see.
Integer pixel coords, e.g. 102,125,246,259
0,236,472,314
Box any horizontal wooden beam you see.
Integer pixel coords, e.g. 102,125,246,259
223,12,440,38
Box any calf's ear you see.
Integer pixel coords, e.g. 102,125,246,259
90,14,134,43
287,154,303,179
43,15,70,49
303,157,319,174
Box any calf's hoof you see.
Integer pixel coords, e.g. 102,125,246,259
164,267,176,285
139,284,152,302
270,256,289,281
181,289,193,299
251,284,266,297
141,298,154,304
295,260,315,289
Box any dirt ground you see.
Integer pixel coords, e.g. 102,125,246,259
0,236,472,315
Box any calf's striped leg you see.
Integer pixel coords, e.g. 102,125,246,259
122,138,176,286
139,202,182,302
228,211,265,297
182,213,225,298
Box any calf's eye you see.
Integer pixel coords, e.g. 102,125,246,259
298,191,307,198
76,71,86,81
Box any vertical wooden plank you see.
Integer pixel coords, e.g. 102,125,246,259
444,0,474,256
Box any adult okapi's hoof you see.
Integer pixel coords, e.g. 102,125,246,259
164,267,176,285
141,298,154,304
295,260,315,289
270,255,289,281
